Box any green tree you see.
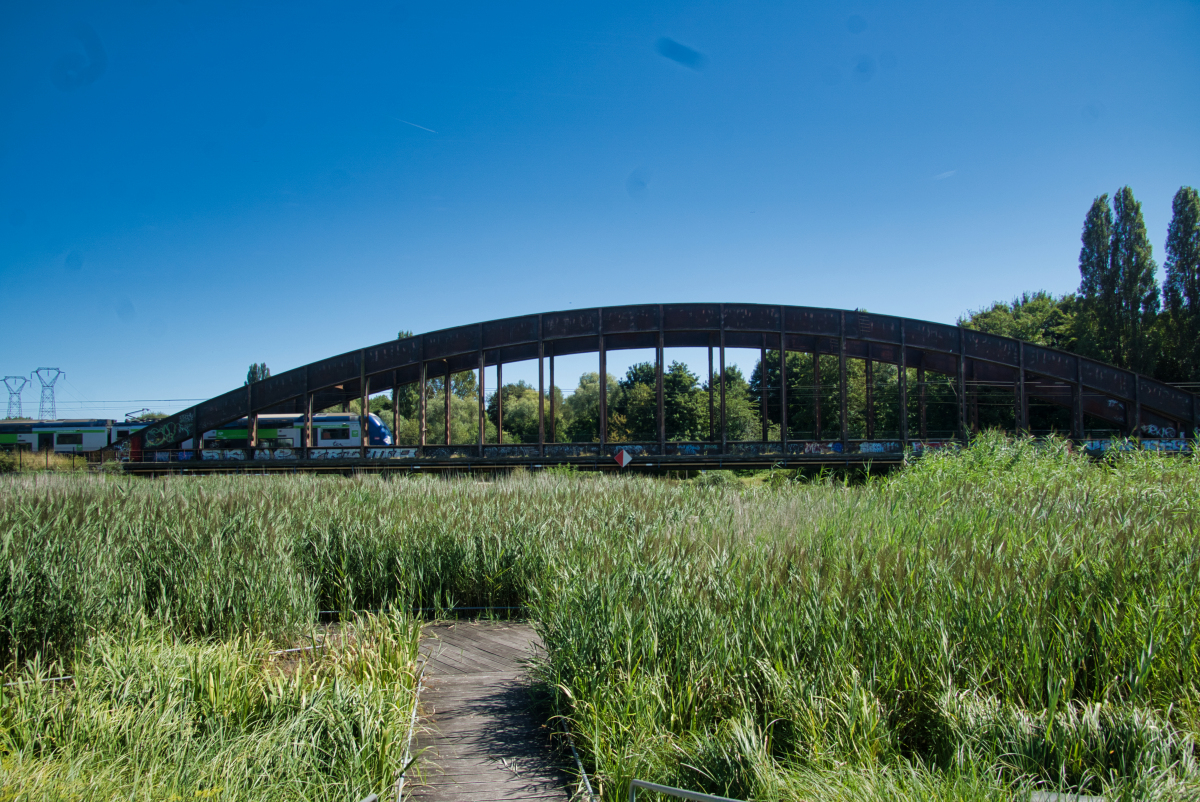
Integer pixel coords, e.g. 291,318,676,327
1110,187,1161,372
1162,186,1200,382
1076,189,1160,371
245,363,270,385
562,372,614,443
958,291,1078,350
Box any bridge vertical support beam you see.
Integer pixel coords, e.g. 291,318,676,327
1016,343,1027,434
361,375,371,457
304,370,313,452
497,363,503,445
839,312,848,450
392,375,400,448
549,350,556,445
657,311,665,451
970,361,979,434
865,354,875,440
1192,391,1199,442
918,364,928,440
708,345,714,442
360,351,369,457
599,328,607,448
1073,359,1084,440
814,351,822,440
760,336,768,443
957,330,968,442
247,382,257,451
1132,372,1141,438
719,307,727,450
899,322,908,445
538,318,546,457
418,360,427,452
779,309,788,450
444,360,451,446
477,345,485,457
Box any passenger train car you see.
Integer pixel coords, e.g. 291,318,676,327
186,413,393,449
0,414,393,453
0,419,154,453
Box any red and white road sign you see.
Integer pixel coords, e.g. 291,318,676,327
614,449,634,468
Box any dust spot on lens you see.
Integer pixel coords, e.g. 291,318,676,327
52,24,106,92
117,298,136,323
655,38,708,71
626,167,651,199
853,55,876,82
847,15,867,34
65,251,83,271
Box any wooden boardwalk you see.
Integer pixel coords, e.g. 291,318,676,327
409,621,571,802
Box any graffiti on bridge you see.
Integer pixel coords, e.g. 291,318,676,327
143,410,195,449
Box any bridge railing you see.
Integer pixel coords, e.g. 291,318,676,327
103,437,1195,467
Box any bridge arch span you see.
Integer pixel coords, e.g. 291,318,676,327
117,303,1198,467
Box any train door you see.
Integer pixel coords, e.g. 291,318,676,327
37,433,53,452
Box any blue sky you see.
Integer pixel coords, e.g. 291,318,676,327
2,0,1198,417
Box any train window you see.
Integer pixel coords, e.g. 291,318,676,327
319,428,351,440
116,430,130,439
57,434,83,445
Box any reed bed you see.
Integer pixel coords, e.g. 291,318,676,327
0,435,1197,800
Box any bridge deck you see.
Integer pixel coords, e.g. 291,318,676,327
410,621,570,802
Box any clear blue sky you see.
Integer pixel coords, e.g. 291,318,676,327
2,0,1198,417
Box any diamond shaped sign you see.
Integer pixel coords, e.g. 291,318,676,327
614,449,634,468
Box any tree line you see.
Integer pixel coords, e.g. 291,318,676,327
959,186,1200,384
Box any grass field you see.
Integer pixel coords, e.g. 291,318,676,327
1,435,1198,801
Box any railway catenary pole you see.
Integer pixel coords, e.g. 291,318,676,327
898,320,908,444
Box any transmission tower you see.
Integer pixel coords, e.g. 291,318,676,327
4,376,29,419
33,368,64,420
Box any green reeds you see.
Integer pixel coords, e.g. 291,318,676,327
1,434,1197,800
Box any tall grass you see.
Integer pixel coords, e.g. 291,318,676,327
0,612,421,802
1,435,1197,800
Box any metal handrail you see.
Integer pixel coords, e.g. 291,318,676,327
628,778,744,802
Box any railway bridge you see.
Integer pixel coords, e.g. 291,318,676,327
106,303,1199,473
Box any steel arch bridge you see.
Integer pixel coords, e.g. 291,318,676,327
109,303,1199,473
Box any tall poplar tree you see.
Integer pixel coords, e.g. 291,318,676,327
1109,186,1160,372
1076,194,1114,360
1163,186,1200,381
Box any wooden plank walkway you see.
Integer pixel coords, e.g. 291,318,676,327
409,621,571,802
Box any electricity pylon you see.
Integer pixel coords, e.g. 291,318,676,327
33,368,64,420
4,375,29,419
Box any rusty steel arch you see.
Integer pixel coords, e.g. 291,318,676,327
113,303,1199,470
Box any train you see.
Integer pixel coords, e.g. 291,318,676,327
0,413,394,453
